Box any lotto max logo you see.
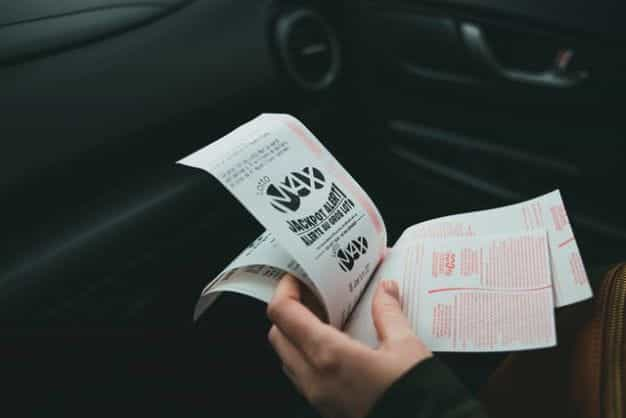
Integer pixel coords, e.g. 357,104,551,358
266,166,326,213
337,237,369,272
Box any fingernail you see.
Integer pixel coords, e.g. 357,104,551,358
382,280,400,301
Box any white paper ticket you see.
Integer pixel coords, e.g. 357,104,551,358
192,231,311,320
179,114,387,327
397,190,591,307
345,230,557,352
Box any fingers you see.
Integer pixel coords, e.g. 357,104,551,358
272,273,303,304
268,325,311,393
267,275,333,360
372,280,414,344
268,274,364,367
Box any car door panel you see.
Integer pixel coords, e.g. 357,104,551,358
342,0,626,268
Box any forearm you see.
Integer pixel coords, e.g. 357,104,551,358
367,357,487,418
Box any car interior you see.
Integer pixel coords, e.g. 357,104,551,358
1,0,625,415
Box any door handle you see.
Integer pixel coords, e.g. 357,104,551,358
460,22,589,88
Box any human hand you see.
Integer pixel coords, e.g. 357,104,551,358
267,275,432,418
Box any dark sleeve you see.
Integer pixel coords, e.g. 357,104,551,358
367,357,488,418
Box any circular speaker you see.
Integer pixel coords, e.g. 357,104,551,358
275,9,341,91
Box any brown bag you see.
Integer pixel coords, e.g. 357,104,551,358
480,262,625,418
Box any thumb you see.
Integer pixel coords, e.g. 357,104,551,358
372,280,413,344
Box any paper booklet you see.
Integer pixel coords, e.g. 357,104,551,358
178,114,592,352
